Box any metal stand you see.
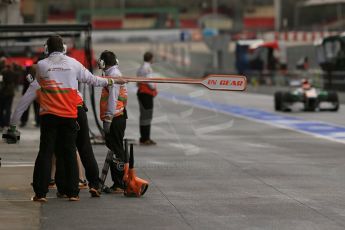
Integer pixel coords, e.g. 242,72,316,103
99,138,135,191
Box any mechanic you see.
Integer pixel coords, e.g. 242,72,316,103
136,51,157,145
31,35,118,202
28,58,93,190
9,73,97,195
0,63,18,131
98,50,129,193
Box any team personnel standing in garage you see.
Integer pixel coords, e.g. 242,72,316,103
136,51,157,145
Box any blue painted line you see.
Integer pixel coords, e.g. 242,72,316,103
157,91,345,144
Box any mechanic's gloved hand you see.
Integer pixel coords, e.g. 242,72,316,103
107,78,114,86
123,163,129,183
103,121,111,134
26,74,34,83
82,103,88,112
107,78,127,86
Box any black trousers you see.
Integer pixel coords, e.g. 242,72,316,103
56,106,100,190
0,95,13,128
33,114,78,197
105,114,127,188
137,93,154,142
75,106,100,189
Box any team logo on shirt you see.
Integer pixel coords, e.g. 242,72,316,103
47,68,71,72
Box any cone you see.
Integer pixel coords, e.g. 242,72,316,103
124,143,149,197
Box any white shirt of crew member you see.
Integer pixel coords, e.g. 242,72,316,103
103,65,127,120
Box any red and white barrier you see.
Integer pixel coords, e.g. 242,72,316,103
259,31,340,43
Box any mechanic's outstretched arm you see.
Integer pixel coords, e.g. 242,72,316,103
77,65,127,87
10,79,40,127
4,78,39,144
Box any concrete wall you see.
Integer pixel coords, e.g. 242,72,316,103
0,1,23,24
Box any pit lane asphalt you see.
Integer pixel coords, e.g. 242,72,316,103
1,44,345,230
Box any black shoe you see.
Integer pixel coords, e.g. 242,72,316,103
69,196,80,201
89,187,101,197
32,195,47,202
56,192,68,198
103,184,124,194
140,140,151,145
79,179,88,189
140,139,156,146
148,139,157,145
